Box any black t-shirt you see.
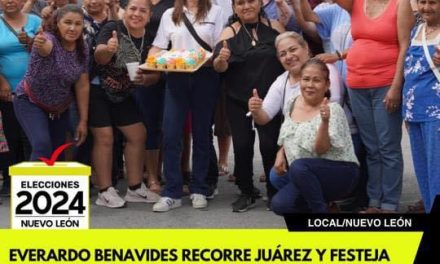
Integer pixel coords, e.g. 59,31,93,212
214,21,284,105
97,20,153,63
96,20,154,99
149,0,174,37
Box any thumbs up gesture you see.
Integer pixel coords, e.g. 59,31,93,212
17,27,29,46
319,97,330,122
33,27,47,50
218,40,231,62
248,88,263,113
41,2,55,20
107,30,118,54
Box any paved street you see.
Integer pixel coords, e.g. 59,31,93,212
0,130,419,228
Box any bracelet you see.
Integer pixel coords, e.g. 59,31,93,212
335,50,342,60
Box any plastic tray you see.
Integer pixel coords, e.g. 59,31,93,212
139,52,213,73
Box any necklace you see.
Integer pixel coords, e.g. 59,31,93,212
425,23,440,38
240,21,259,47
127,30,145,53
123,21,145,54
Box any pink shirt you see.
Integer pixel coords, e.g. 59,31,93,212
346,0,399,88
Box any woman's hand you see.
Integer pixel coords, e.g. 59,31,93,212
107,31,119,54
274,147,287,176
217,40,231,62
132,69,144,85
133,70,160,86
33,28,47,50
74,121,88,146
383,85,401,113
314,53,339,64
319,97,330,122
248,89,263,113
17,27,31,47
41,3,55,20
0,77,12,102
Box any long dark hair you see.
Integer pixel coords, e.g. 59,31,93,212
46,4,87,63
300,58,331,99
172,0,211,25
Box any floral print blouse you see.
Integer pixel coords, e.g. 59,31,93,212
278,96,359,165
403,23,440,122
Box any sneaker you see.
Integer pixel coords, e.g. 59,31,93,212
124,183,160,203
96,187,126,208
236,187,262,198
190,193,208,209
152,197,182,212
232,194,255,213
206,188,219,200
252,187,262,199
266,197,272,211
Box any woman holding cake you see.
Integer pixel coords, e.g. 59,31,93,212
213,0,285,212
148,0,225,212
92,0,160,208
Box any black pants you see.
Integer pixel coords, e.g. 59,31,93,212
226,97,280,198
206,126,219,190
0,101,30,183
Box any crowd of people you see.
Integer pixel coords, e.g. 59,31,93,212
0,0,439,213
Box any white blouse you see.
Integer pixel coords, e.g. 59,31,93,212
153,5,225,50
263,63,343,120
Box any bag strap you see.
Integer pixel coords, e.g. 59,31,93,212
421,23,440,82
182,13,212,52
0,15,19,37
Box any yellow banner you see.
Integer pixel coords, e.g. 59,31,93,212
0,230,421,263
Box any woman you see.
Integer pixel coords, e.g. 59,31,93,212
248,32,345,203
93,0,160,208
13,4,88,160
334,0,415,212
132,0,173,194
271,58,359,214
213,0,285,212
402,0,440,213
74,0,119,180
0,0,40,196
149,0,224,212
291,0,369,210
249,31,342,126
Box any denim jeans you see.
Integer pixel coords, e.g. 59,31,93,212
408,121,440,213
348,86,403,211
13,96,69,161
269,167,289,190
133,79,165,150
161,68,219,198
0,101,30,184
270,134,367,195
271,158,359,214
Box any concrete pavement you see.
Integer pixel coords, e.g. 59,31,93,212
0,131,419,228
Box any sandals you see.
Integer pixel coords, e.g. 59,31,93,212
407,200,425,213
148,181,161,194
218,164,230,177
